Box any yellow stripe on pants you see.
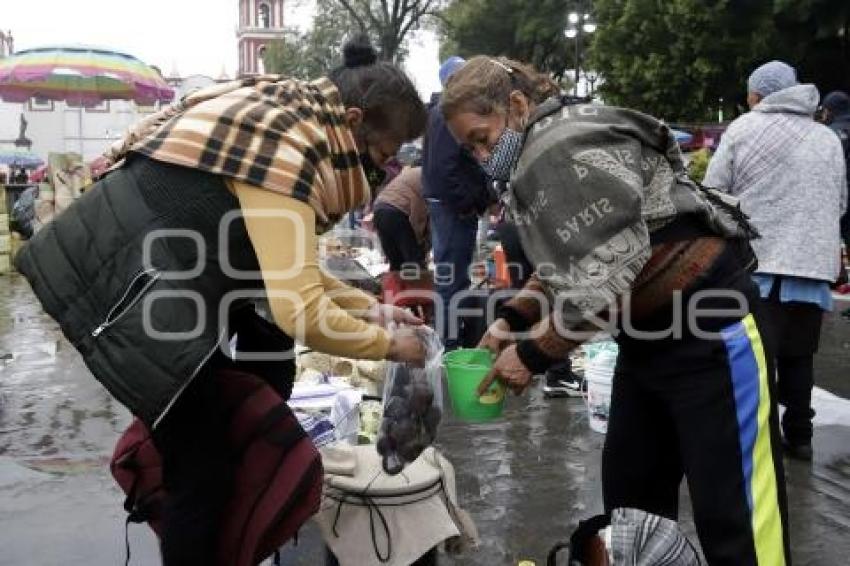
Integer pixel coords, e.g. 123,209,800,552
743,314,785,566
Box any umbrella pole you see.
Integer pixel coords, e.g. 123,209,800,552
78,105,84,156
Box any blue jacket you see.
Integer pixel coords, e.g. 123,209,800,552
829,113,850,240
421,93,491,215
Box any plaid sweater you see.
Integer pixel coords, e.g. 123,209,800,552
105,76,370,233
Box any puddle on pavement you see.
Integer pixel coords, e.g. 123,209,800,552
2,274,850,564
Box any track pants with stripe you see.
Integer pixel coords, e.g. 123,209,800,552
603,258,790,565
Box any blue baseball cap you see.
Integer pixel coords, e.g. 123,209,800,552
439,56,466,87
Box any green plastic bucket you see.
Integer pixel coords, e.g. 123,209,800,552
443,348,505,422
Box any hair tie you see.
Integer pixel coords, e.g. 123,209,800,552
490,59,513,74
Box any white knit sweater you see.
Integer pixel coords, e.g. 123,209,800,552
705,84,848,282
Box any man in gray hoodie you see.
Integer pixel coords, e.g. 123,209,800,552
705,61,848,460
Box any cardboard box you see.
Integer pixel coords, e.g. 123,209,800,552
0,234,9,254
0,213,9,234
0,253,11,274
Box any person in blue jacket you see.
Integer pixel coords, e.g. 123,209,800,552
821,90,850,295
422,56,492,349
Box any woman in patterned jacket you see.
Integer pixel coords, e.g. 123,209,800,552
441,56,789,566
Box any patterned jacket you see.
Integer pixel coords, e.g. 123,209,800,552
499,98,756,371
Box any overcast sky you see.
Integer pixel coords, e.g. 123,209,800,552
4,0,441,96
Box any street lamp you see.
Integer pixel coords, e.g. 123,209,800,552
583,69,599,98
564,4,596,96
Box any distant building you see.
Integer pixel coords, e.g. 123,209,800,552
0,62,221,160
0,95,168,161
237,0,286,76
0,31,235,161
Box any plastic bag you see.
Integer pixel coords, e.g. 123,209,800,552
10,186,38,239
377,326,444,475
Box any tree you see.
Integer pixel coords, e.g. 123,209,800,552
330,0,444,61
589,0,775,122
440,0,575,80
263,0,359,78
588,0,850,122
770,0,850,94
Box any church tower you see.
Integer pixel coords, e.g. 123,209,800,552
237,0,285,77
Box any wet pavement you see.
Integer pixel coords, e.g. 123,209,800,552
1,273,849,565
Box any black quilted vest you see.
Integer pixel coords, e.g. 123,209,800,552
16,155,284,428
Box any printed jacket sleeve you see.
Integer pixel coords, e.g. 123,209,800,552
508,105,660,372
233,181,390,360
496,275,547,331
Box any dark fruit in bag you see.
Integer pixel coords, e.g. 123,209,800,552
406,381,434,416
389,365,412,394
423,406,442,438
398,438,427,462
391,417,417,444
384,395,409,419
383,452,404,475
376,434,395,456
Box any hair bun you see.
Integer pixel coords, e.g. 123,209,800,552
343,33,378,68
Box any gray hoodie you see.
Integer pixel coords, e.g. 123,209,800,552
704,84,847,282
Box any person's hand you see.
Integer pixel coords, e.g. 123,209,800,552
477,318,514,355
387,327,426,367
367,303,423,328
476,344,533,397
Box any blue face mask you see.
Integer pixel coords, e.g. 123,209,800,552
481,126,523,181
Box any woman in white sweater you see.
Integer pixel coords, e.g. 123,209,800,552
705,60,848,460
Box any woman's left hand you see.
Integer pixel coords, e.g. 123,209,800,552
366,303,423,328
477,344,533,397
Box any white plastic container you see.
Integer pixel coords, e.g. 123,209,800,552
583,344,618,434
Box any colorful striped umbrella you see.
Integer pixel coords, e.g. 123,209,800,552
0,45,174,106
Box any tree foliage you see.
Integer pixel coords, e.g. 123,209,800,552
441,0,848,122
770,0,850,94
589,0,850,122
439,0,575,80
264,0,443,76
589,0,776,122
263,0,358,79
330,0,444,61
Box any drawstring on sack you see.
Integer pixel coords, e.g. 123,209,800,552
124,515,132,566
327,477,447,564
330,494,392,563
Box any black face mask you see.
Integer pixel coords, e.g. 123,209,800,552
360,150,386,189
